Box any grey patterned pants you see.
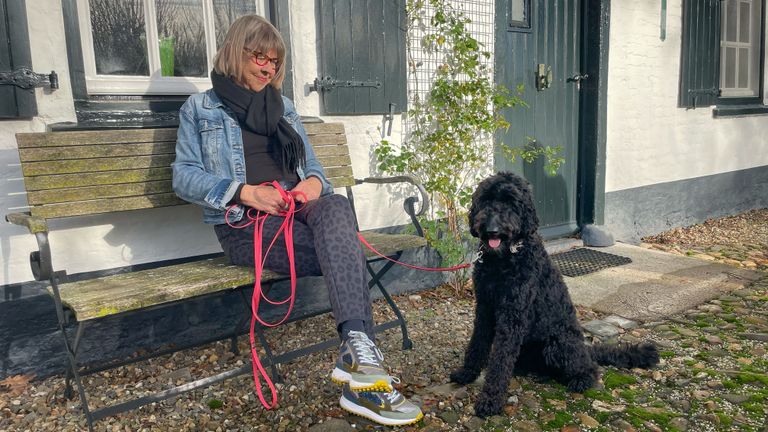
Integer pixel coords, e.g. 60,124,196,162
214,194,374,337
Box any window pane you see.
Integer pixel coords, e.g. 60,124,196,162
510,0,526,22
155,0,208,77
726,0,738,42
739,1,751,43
89,0,149,76
213,0,259,48
738,47,749,88
725,47,736,88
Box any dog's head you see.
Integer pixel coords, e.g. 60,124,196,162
468,172,539,253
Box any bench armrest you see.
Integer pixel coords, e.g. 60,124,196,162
6,212,54,281
355,175,429,237
6,212,48,234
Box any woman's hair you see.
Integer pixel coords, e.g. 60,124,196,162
213,15,286,89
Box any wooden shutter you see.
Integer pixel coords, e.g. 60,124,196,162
0,0,37,119
317,0,406,115
678,0,722,108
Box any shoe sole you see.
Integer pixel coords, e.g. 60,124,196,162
339,394,424,426
330,367,393,392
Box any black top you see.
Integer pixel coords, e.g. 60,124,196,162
242,128,299,185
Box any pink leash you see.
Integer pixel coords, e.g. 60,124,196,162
225,183,471,409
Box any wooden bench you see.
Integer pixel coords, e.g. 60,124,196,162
7,122,429,431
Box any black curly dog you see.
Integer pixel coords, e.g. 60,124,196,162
450,172,659,417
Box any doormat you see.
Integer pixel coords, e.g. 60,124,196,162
551,248,632,277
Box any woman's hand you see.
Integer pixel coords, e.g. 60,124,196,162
238,184,288,215
291,177,322,203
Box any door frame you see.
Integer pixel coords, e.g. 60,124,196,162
493,0,610,233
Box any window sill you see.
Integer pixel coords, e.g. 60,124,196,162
713,104,768,118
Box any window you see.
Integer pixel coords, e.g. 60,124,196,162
679,0,766,108
77,0,266,95
720,0,763,97
508,0,531,31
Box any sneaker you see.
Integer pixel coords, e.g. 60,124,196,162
330,330,392,392
339,384,423,426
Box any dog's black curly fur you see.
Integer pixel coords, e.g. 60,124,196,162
450,172,660,418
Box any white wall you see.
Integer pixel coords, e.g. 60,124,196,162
605,0,768,193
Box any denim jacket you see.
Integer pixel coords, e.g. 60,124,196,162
172,89,334,224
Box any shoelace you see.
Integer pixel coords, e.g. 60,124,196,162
348,331,383,366
385,389,402,404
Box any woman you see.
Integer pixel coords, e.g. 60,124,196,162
172,15,422,426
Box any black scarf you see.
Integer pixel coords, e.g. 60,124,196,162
211,71,305,173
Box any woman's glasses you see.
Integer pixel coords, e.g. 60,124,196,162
244,49,281,70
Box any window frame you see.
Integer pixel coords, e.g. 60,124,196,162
717,0,766,105
76,0,266,96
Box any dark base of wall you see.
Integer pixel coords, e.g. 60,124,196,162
605,165,768,242
0,245,443,380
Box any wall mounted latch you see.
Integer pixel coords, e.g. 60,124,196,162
535,64,553,91
0,67,58,90
309,76,381,93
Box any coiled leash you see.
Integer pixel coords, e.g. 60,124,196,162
224,181,307,410
225,184,475,409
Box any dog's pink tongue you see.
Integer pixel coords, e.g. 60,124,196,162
488,238,501,248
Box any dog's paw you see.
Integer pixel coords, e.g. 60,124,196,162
473,394,503,418
450,368,479,385
566,374,597,393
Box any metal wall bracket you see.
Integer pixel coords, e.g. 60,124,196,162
309,76,381,92
0,67,59,90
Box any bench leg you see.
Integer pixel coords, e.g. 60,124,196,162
63,321,85,400
57,321,95,431
366,257,414,350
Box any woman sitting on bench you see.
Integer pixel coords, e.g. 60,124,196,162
171,14,422,426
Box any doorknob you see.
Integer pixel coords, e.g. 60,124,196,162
567,73,589,82
567,73,589,90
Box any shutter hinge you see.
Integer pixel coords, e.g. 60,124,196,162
0,67,59,90
309,76,381,93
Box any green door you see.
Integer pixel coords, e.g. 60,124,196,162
495,0,583,238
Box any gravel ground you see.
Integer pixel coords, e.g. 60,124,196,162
1,209,767,432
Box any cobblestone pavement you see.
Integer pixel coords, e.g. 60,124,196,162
1,211,767,432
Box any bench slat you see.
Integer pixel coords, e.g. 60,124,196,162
30,193,185,218
27,181,174,205
22,154,176,176
304,123,345,135
19,142,175,162
24,168,172,191
327,176,356,188
16,129,177,148
317,155,352,168
52,231,426,321
325,166,353,179
313,145,350,158
308,134,347,146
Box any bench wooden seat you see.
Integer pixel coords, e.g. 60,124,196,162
7,122,429,431
53,231,426,322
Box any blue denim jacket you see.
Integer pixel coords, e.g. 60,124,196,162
172,89,334,224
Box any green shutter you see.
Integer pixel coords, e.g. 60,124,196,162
679,0,722,108
317,0,406,115
0,0,37,118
